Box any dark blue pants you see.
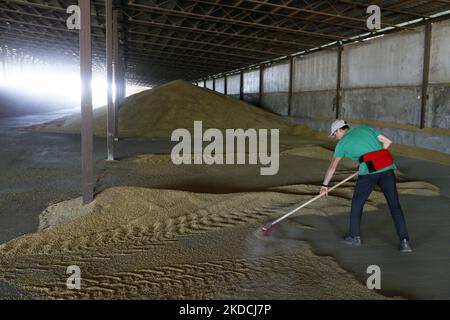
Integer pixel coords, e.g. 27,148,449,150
350,169,409,241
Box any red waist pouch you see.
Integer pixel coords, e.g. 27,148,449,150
358,149,394,173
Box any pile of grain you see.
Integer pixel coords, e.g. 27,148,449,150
0,179,438,299
29,80,295,139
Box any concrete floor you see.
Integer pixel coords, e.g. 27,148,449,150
0,113,449,299
0,113,177,298
0,113,176,243
268,156,450,299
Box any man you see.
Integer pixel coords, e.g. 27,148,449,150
320,120,412,253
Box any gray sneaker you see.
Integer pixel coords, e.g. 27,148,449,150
399,239,413,253
341,235,361,247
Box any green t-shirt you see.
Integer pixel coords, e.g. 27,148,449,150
334,126,397,175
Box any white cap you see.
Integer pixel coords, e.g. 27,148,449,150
329,119,348,137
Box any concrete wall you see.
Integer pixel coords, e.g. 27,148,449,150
243,69,260,105
202,18,450,154
342,31,424,88
291,49,338,119
292,22,449,154
215,78,225,94
292,117,450,155
428,19,450,129
205,79,213,90
227,74,240,99
262,61,289,116
341,28,425,126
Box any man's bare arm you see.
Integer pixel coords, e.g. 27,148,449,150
377,134,392,149
323,157,341,185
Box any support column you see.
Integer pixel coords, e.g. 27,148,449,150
420,22,432,129
259,65,264,107
106,0,114,161
113,8,121,140
335,45,343,119
79,0,93,205
224,74,228,95
239,71,244,100
288,56,294,116
119,58,126,102
203,79,206,88
212,77,216,91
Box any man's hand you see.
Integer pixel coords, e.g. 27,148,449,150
320,186,328,196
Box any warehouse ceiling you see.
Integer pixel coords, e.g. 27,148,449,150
1,0,450,87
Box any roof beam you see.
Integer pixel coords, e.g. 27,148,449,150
127,57,223,73
125,15,318,49
128,45,259,67
127,54,226,69
128,38,272,61
336,0,430,19
126,2,344,40
239,0,413,30
0,6,105,28
4,0,106,17
127,30,292,56
191,0,369,31
0,17,104,36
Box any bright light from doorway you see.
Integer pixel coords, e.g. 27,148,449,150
0,64,108,108
0,63,150,110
